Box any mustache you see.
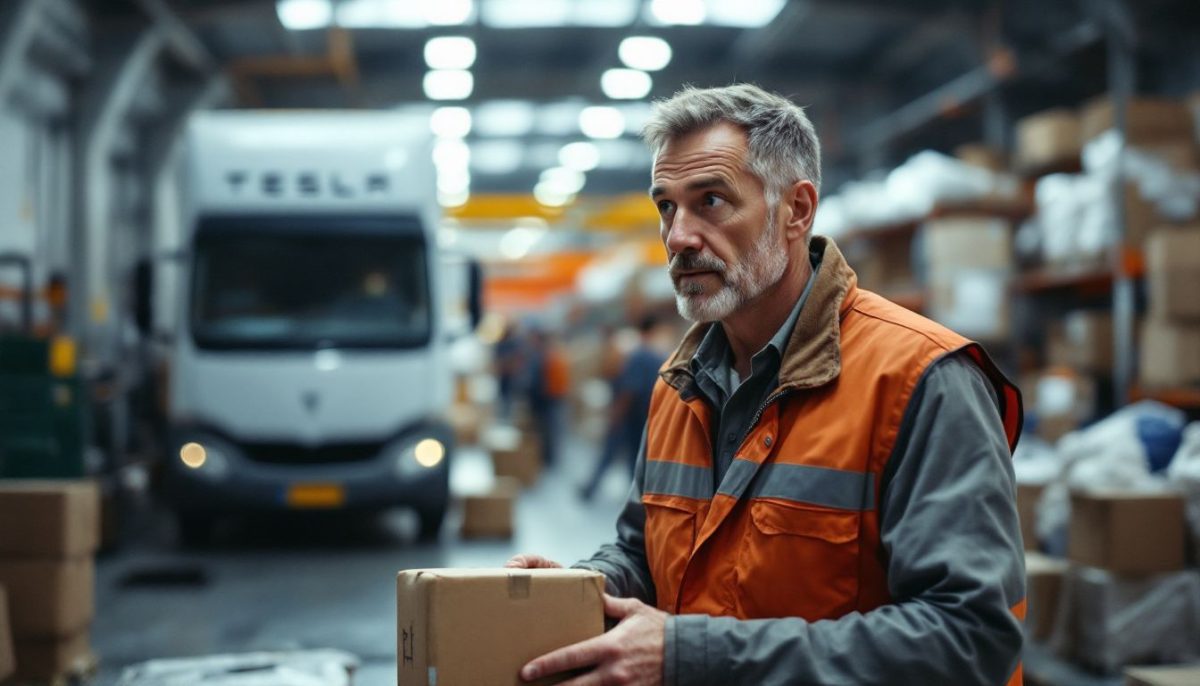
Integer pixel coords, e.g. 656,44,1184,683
668,252,727,277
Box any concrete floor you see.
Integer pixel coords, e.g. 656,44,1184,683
91,434,629,685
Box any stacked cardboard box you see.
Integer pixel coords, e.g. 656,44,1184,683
0,480,99,681
484,425,542,487
396,568,604,685
1025,552,1067,642
1067,491,1186,575
1079,96,1195,146
1047,310,1114,374
1022,369,1096,443
1141,225,1200,388
923,217,1013,341
460,477,521,539
1015,108,1082,172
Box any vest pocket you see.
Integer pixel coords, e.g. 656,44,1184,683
736,499,861,621
642,493,701,612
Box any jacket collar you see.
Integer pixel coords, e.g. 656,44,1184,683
660,235,858,394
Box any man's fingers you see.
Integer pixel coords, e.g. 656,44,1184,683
521,634,611,682
505,554,562,569
603,593,641,619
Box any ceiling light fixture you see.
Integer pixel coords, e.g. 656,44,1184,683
647,0,704,25
601,68,652,100
424,36,477,70
429,106,473,138
423,70,474,100
579,106,626,139
618,36,672,71
559,141,600,171
276,0,332,30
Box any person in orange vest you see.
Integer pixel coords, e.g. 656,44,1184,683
508,83,1026,685
526,326,570,467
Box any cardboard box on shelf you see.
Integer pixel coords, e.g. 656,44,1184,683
1016,482,1045,551
1134,140,1200,173
448,403,484,447
927,270,1010,342
460,478,521,539
0,557,93,638
0,480,100,557
1067,490,1186,575
1047,310,1114,373
923,217,1013,272
1015,108,1082,171
12,630,91,682
1146,226,1200,321
847,233,917,294
1125,665,1200,686
396,568,605,686
1025,552,1067,642
1140,319,1200,388
954,143,1007,173
0,585,14,682
1080,96,1194,145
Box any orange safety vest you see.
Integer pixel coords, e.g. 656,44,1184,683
544,346,571,399
643,237,1025,685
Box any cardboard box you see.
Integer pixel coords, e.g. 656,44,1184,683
0,480,100,557
848,232,916,294
396,568,605,686
924,218,1013,272
12,630,90,681
1016,482,1045,551
955,143,1006,173
1140,319,1200,388
448,403,484,447
0,585,14,682
1080,96,1194,145
1146,226,1200,321
1135,140,1200,172
1028,370,1094,443
1125,665,1200,686
1025,552,1067,642
1016,108,1082,171
927,270,1010,341
460,478,520,539
1047,310,1114,372
1067,490,1186,575
0,557,93,637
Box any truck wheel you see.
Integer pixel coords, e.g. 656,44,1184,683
416,504,447,542
177,512,215,548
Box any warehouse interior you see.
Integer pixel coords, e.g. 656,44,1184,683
1,0,1200,684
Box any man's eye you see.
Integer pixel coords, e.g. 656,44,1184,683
702,193,726,208
657,200,675,214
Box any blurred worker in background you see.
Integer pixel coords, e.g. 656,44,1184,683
525,327,570,467
509,83,1025,686
493,319,524,421
579,314,668,501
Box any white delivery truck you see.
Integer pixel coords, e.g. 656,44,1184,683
162,111,467,543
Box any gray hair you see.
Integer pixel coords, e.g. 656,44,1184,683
642,83,822,207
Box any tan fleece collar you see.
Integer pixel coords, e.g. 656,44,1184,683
660,236,858,393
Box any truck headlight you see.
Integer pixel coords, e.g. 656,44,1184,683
395,437,446,477
179,440,230,481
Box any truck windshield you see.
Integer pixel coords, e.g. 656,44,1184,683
190,223,431,350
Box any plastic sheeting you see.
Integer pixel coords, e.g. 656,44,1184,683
1047,566,1200,675
116,649,359,686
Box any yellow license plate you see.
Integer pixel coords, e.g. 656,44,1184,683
286,483,345,509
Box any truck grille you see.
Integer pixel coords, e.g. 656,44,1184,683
240,440,385,465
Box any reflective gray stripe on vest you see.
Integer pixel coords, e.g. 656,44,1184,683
644,460,712,500
719,459,875,511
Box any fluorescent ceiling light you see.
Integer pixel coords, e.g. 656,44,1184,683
618,36,672,71
579,106,625,139
336,0,426,28
430,106,472,138
433,139,471,169
601,68,652,100
559,141,600,171
706,0,786,27
646,0,704,25
474,100,536,136
437,169,472,194
471,140,524,174
572,0,638,26
482,0,570,28
533,184,573,208
539,167,587,195
439,190,470,207
423,70,474,100
426,0,474,25
424,37,476,70
277,0,332,30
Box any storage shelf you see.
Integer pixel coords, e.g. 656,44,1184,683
1131,387,1200,410
1012,264,1114,295
838,198,1034,249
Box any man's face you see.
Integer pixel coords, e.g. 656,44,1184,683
650,123,788,323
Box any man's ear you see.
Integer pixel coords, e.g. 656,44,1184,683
782,180,819,242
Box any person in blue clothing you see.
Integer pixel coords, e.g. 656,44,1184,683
579,314,668,501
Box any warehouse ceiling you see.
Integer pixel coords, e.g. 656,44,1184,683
87,0,1200,198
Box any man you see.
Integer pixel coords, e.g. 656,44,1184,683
580,314,669,501
509,84,1025,685
526,327,570,467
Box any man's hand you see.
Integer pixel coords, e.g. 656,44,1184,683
505,554,563,569
520,594,667,685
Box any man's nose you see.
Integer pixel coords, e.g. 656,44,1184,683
664,211,703,256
